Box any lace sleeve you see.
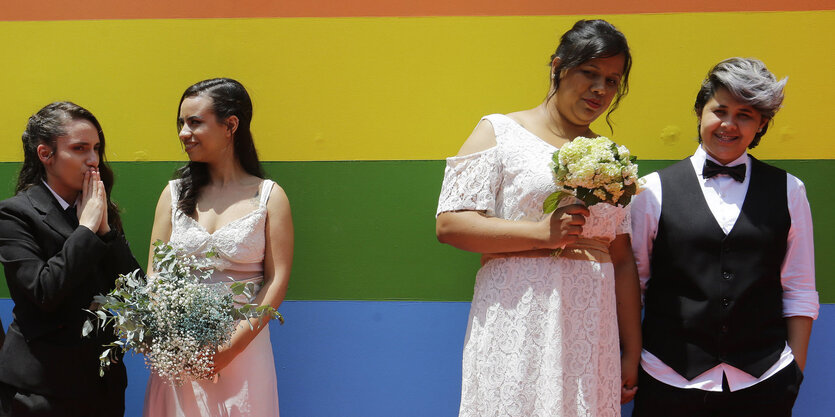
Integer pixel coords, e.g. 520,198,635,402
616,205,632,236
436,147,500,216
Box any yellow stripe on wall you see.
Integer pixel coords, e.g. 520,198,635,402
0,11,831,162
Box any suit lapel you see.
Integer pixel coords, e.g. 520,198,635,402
27,183,75,239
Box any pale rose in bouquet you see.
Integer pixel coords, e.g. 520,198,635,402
542,136,642,213
84,241,282,385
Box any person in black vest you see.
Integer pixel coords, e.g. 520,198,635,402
629,58,819,416
0,102,141,416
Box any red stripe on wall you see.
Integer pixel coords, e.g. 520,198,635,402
2,0,832,21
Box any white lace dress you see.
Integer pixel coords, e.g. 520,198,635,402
437,114,630,417
144,179,280,417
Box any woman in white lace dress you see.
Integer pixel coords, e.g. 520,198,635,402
436,20,642,417
143,78,293,416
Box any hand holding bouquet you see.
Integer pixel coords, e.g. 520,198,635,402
542,136,641,213
84,241,283,385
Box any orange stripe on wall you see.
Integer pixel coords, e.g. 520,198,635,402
2,0,832,21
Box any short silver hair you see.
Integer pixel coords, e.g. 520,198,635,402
695,57,788,147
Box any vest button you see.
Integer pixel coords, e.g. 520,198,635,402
722,298,731,307
721,324,729,333
723,272,733,280
722,243,731,252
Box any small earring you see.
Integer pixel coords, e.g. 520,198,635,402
758,128,763,133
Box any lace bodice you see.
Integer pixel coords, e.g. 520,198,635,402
437,113,630,242
168,179,275,282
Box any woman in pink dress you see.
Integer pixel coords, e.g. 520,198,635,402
144,78,293,416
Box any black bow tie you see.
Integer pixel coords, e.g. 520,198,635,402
702,160,746,182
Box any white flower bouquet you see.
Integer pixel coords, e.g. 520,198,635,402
542,136,641,213
84,240,282,385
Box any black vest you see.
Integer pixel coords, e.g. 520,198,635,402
643,156,790,379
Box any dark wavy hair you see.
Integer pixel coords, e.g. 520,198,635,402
694,57,787,148
17,101,123,232
175,78,265,215
547,19,632,131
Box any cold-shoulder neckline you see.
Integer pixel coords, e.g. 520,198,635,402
488,114,559,150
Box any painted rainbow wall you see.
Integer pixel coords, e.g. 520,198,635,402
1,2,832,416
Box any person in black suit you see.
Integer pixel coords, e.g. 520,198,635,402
0,102,141,416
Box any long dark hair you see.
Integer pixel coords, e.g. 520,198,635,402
175,78,265,215
547,19,632,131
18,101,123,232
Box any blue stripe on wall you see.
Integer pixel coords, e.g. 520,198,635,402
0,300,832,416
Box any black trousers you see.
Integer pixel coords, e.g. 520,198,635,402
632,361,803,417
0,366,126,417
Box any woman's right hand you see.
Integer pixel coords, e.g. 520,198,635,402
480,203,589,264
77,169,107,234
437,203,589,255
541,203,589,249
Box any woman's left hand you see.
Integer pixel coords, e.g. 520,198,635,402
620,354,639,404
210,344,239,376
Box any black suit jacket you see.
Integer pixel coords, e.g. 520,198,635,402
0,183,141,401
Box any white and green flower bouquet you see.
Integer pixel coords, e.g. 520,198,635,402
542,136,642,213
84,240,282,385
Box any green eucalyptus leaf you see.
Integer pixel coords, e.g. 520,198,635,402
229,282,246,295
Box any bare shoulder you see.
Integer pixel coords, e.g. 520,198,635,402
265,182,291,215
456,118,497,157
155,183,173,212
149,183,174,247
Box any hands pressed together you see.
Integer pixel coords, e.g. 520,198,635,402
76,169,110,236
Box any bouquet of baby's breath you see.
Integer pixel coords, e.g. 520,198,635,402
84,240,282,385
542,136,642,212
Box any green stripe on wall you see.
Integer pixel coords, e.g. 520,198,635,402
0,160,832,302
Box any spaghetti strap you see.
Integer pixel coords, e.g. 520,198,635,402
259,180,275,207
168,179,182,217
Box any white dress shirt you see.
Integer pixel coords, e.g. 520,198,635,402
42,180,75,210
630,146,819,392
